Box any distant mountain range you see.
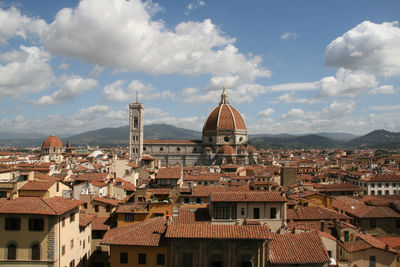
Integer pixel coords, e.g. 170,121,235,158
0,125,399,149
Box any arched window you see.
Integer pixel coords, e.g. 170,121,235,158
31,243,40,260
134,117,138,129
7,243,16,260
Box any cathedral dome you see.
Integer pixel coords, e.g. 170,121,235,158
217,145,236,155
42,135,63,148
203,88,246,133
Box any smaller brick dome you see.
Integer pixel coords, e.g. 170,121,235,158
217,145,236,155
42,135,63,148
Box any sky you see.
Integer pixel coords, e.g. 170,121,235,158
1,0,400,137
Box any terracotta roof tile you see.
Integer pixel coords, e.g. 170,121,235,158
93,197,119,206
19,180,56,191
79,213,96,227
102,217,166,246
156,167,182,179
91,216,110,231
287,206,350,221
0,196,82,215
269,231,330,264
166,223,270,240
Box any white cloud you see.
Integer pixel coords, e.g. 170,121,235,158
321,100,355,118
281,108,308,119
41,0,269,83
258,108,274,117
0,6,47,45
268,82,317,92
276,92,314,104
185,0,206,15
144,107,169,118
58,63,69,70
103,79,174,102
280,31,299,40
89,65,105,77
325,21,400,76
34,75,98,106
316,68,378,98
0,46,54,98
370,85,397,95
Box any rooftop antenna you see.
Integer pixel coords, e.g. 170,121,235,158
136,91,138,103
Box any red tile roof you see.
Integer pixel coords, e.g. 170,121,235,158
210,191,287,202
79,213,96,227
360,174,400,182
0,197,82,215
287,206,350,221
102,217,166,246
19,180,56,191
93,197,119,206
269,231,330,264
166,223,270,240
184,173,222,181
333,196,400,218
156,167,182,179
91,216,110,231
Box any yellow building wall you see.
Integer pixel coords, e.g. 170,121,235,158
0,214,50,261
110,245,167,267
117,203,174,227
341,247,396,267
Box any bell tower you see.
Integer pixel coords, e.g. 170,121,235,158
129,99,144,161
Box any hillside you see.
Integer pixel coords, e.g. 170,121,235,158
345,130,400,148
64,124,201,146
250,134,341,149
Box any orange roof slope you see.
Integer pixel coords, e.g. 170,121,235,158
102,217,166,246
269,231,330,264
42,135,63,148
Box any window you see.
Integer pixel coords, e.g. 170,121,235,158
56,182,59,192
157,254,165,265
241,208,245,216
124,214,134,221
378,183,382,187
224,136,230,142
371,183,375,188
120,252,128,264
344,231,349,242
270,207,277,219
138,253,146,264
370,219,376,229
95,205,99,212
106,206,111,212
196,198,202,204
7,243,16,260
253,208,260,219
62,245,65,256
62,217,66,227
396,220,400,229
386,183,389,188
83,203,88,209
125,169,129,175
31,243,40,260
370,256,376,267
5,218,20,231
83,240,85,249
378,190,382,195
70,213,75,223
69,259,75,267
385,190,390,195
29,218,44,231
70,239,74,249
371,190,375,195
